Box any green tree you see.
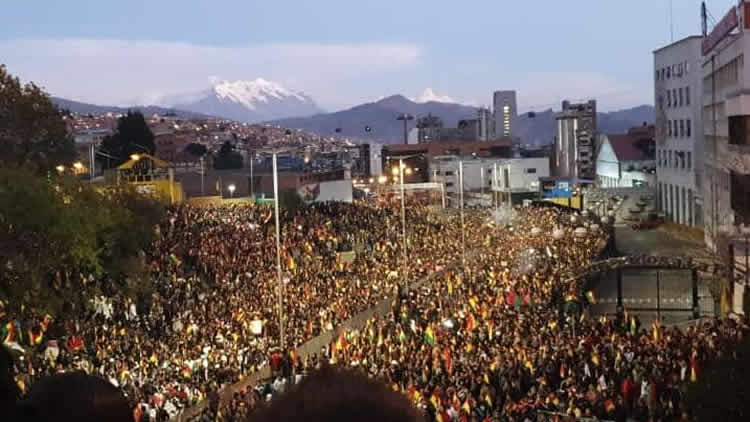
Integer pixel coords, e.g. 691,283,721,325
101,111,156,168
279,189,305,213
185,142,208,157
687,333,750,421
0,65,76,172
0,167,165,314
213,141,244,169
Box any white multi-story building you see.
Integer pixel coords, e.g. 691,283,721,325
701,1,750,249
492,91,517,139
429,157,549,200
654,35,704,227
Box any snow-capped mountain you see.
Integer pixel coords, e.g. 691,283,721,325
161,78,324,123
413,88,455,104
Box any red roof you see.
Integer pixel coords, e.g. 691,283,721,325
606,134,652,162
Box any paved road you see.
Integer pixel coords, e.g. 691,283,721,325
588,223,715,324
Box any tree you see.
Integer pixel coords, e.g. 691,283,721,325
185,143,208,157
687,333,750,421
278,189,305,213
0,65,76,173
213,141,244,170
101,111,156,168
0,167,165,314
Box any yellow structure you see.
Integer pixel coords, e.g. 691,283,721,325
545,195,583,210
116,153,184,204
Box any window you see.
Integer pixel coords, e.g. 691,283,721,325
668,150,673,168
681,152,685,169
656,70,660,81
445,171,454,176
679,120,684,138
446,182,454,187
525,168,537,174
658,95,664,110
686,61,690,74
667,90,671,107
667,67,671,79
678,63,683,77
679,87,683,106
687,152,692,169
673,89,677,106
686,86,690,105
686,119,691,137
668,120,672,137
674,120,679,138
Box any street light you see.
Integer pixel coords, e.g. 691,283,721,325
55,165,65,173
378,175,388,184
130,154,140,161
228,184,236,197
73,162,83,170
272,153,285,351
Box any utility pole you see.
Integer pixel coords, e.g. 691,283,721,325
273,153,284,351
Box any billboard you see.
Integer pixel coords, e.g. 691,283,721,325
298,180,353,203
703,6,738,55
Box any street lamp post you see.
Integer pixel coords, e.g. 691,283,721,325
399,158,408,291
459,161,466,268
200,156,205,196
273,153,285,350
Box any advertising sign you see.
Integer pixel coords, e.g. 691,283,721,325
298,180,353,203
703,6,738,55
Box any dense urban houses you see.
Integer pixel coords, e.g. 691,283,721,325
654,35,704,228
701,1,750,249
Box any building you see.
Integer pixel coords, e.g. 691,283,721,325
596,128,656,188
430,157,548,205
382,139,514,182
478,107,492,141
493,91,517,138
415,114,443,143
701,1,750,249
653,35,704,227
554,100,597,180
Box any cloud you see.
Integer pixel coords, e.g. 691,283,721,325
0,39,423,108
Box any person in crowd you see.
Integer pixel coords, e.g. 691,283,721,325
247,366,425,422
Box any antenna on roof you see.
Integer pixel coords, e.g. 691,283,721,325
670,0,674,42
701,1,708,37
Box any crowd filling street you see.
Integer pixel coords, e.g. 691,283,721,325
2,197,748,422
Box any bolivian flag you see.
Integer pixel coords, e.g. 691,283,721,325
424,326,435,346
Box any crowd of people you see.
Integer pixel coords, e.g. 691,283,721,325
4,196,748,422
3,198,488,420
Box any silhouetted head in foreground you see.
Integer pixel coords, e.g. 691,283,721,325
18,372,131,422
248,366,425,422
0,346,19,422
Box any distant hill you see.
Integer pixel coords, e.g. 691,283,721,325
272,96,654,146
51,97,215,119
270,95,478,142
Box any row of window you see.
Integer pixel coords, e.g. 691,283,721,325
665,86,690,108
656,60,690,81
667,118,692,138
658,149,692,171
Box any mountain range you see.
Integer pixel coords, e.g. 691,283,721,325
272,95,655,146
51,97,214,119
52,78,654,146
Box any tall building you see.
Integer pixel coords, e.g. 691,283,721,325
653,35,704,228
701,2,750,249
492,91,517,138
478,107,492,141
554,100,597,179
416,113,443,143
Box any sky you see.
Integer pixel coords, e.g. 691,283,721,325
0,0,739,112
